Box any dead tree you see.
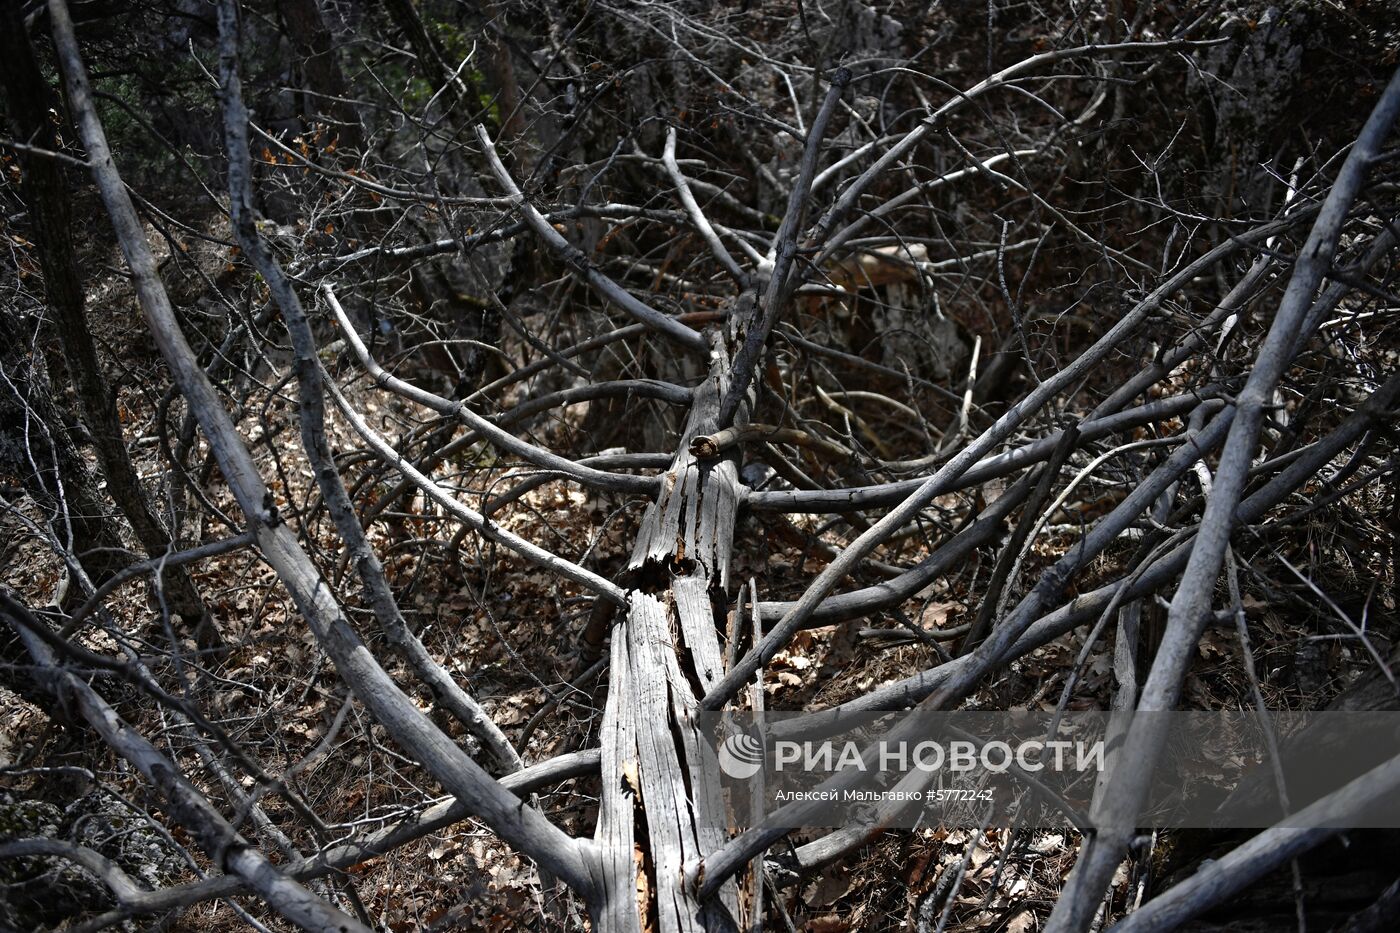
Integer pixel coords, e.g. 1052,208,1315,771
4,1,1400,931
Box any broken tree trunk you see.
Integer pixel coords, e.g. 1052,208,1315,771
594,296,756,932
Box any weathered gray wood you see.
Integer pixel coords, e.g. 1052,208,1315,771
630,595,710,932
675,576,725,694
596,315,752,932
594,617,643,933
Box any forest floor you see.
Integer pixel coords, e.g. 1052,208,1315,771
3,208,1395,932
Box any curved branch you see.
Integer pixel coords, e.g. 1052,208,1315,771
322,366,628,605
474,124,709,353
664,126,748,287
0,839,148,909
360,380,686,526
329,286,661,497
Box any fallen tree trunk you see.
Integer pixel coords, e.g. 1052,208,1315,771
595,299,755,932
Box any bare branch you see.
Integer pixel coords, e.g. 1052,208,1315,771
474,124,709,353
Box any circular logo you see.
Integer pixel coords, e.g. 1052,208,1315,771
717,731,765,779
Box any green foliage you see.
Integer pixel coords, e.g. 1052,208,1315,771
91,53,215,189
413,17,502,123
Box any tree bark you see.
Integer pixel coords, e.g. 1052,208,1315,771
593,298,755,932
